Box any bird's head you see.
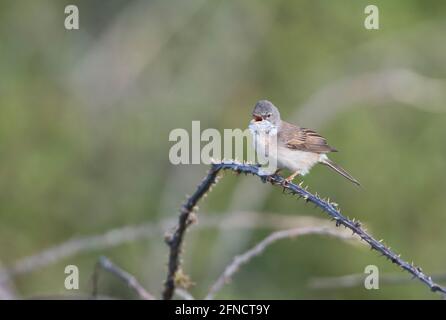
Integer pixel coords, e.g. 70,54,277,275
251,100,281,126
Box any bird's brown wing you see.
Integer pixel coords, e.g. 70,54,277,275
279,121,337,153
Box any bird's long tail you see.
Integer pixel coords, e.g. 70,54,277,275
320,158,360,186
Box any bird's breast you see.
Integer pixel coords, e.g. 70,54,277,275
276,146,320,175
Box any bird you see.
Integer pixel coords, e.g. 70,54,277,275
248,100,360,186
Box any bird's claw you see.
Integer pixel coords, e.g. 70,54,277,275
281,178,291,187
260,174,274,183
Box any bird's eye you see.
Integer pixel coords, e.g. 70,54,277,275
267,113,271,118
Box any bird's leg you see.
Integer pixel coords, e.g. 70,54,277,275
267,168,282,182
282,171,300,185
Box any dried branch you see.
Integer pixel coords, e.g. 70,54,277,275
8,224,161,277
0,264,18,300
92,256,155,300
175,288,195,300
4,212,331,277
163,160,446,299
205,226,357,300
162,165,221,299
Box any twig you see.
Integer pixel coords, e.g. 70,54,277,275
0,264,18,300
205,226,356,300
164,160,446,298
26,293,118,300
175,288,195,300
162,165,221,299
4,212,332,277
93,256,155,300
8,224,161,276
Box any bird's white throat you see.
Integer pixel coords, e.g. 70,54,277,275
249,120,279,173
248,120,278,136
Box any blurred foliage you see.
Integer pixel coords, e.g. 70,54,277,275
1,0,446,299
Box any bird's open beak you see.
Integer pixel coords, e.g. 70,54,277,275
252,115,263,122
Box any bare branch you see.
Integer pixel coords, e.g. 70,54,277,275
164,160,446,299
93,256,155,300
4,212,332,277
26,293,118,300
217,161,446,295
162,165,221,300
0,263,18,300
205,226,357,300
8,224,160,277
175,288,195,300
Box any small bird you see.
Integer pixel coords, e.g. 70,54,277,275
248,100,360,186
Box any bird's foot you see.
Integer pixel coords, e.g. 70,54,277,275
258,168,278,183
281,171,300,186
260,174,275,183
281,178,291,187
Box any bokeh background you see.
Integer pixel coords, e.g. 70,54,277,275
1,0,446,299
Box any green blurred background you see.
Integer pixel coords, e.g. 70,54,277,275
1,0,446,299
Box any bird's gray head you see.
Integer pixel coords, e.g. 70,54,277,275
252,100,281,126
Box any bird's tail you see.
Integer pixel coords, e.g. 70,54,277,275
320,158,360,186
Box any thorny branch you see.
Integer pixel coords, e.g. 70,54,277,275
162,165,221,300
163,160,446,299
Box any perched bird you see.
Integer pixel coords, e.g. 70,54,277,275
248,100,360,186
